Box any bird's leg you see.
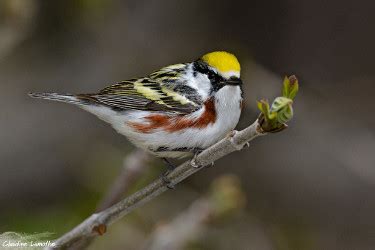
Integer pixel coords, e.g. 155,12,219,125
163,157,177,172
155,146,208,171
190,148,203,168
161,158,176,189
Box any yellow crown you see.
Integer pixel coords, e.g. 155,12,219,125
201,51,240,74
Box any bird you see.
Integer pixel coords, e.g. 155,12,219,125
29,51,243,179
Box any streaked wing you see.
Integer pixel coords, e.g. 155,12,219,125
149,63,187,84
89,74,200,114
149,63,203,104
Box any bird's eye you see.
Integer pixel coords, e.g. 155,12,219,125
208,71,217,81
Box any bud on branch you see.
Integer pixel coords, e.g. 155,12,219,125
257,75,299,133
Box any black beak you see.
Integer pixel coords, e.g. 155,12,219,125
225,77,242,86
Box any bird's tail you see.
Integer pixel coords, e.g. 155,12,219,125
28,92,87,105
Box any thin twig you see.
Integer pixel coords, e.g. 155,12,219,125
47,119,264,249
144,198,212,250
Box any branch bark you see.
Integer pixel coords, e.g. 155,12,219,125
47,119,264,249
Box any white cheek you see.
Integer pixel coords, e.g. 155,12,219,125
192,74,211,100
182,64,211,100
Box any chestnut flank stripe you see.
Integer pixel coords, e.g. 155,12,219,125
129,98,216,133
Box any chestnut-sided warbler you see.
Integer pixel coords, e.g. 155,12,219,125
29,51,243,166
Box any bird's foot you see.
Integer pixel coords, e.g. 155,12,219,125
228,130,250,150
163,158,176,172
207,162,215,168
190,149,203,168
189,148,216,168
161,158,176,189
160,172,175,189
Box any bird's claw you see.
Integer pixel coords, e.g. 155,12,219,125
206,162,215,168
190,151,202,168
161,173,175,189
190,157,200,168
161,158,176,189
228,130,249,150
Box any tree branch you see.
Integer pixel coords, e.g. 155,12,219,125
48,119,263,249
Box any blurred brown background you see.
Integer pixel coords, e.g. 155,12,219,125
1,0,375,249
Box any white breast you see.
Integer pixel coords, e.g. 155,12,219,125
206,85,242,146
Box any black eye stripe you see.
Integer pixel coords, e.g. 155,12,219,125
193,60,242,94
193,60,224,82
